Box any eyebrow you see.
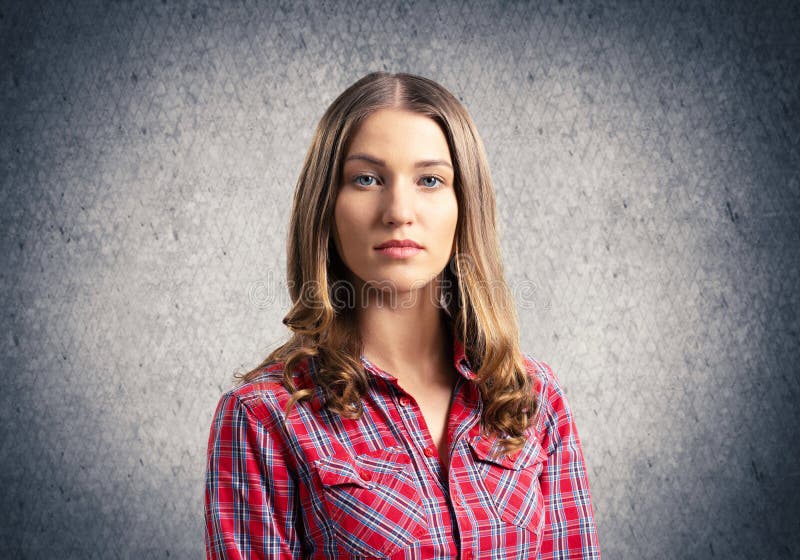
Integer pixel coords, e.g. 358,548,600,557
344,153,453,170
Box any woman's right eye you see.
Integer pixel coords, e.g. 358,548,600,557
354,175,377,187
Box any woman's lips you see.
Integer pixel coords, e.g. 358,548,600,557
375,246,423,258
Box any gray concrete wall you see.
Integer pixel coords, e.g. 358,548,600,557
1,0,798,558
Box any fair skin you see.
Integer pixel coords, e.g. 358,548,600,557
332,108,459,471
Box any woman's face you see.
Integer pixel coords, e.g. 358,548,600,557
333,108,458,299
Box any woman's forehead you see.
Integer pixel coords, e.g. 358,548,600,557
344,110,452,167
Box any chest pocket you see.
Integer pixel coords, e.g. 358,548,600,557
468,433,547,541
312,447,428,558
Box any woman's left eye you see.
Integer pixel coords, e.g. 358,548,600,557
421,176,443,189
354,175,377,187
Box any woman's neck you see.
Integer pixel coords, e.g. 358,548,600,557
357,291,453,387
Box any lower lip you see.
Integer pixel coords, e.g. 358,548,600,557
375,246,423,258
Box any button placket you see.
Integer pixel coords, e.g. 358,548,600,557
391,386,446,488
395,393,429,457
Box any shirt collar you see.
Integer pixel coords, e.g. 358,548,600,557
359,329,476,382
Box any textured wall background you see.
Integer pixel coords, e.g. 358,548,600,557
1,0,798,558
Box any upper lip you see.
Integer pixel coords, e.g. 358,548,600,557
374,238,423,249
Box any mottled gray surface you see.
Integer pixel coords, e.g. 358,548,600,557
1,0,798,558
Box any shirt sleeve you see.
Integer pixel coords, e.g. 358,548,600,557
537,361,602,559
204,390,305,559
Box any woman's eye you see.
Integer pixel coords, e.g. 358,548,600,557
352,175,443,189
421,176,442,189
354,175,377,187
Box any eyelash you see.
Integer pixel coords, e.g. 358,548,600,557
352,174,445,189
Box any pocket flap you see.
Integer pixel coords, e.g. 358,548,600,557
468,433,545,470
314,447,411,488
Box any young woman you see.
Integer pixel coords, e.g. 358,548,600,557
204,72,601,559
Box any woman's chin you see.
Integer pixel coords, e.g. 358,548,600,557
355,276,437,302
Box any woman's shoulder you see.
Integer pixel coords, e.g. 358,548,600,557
520,351,555,397
520,351,571,429
236,354,316,393
213,357,317,428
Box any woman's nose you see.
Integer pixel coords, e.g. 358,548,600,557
381,180,415,226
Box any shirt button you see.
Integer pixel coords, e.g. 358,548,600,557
453,495,463,507
463,550,472,560
359,469,372,481
424,446,436,458
398,396,410,406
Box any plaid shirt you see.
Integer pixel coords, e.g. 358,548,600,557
204,332,601,559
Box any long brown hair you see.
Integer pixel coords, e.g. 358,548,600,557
236,72,538,457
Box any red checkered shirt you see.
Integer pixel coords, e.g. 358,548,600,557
204,332,601,559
